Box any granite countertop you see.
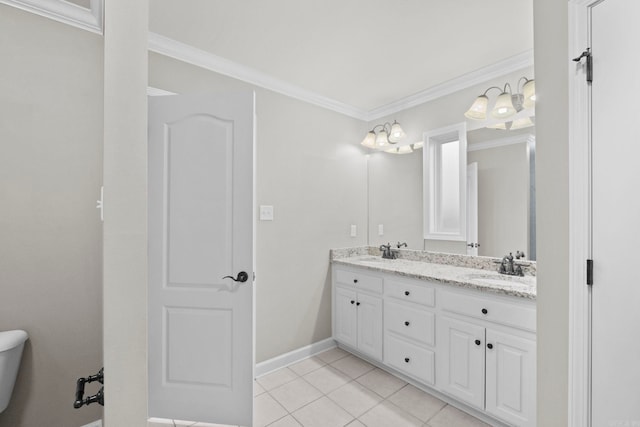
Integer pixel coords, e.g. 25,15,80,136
332,254,536,300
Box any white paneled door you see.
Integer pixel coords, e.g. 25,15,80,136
148,93,255,426
591,1,640,425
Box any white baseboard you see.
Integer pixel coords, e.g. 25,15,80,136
80,420,102,427
255,338,336,377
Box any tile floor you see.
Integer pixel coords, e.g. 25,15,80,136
149,347,492,427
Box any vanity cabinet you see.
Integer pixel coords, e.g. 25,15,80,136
438,289,536,427
332,268,383,361
331,263,536,427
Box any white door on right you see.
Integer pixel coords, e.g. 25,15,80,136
591,1,640,425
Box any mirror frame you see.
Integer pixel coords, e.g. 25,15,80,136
423,122,468,241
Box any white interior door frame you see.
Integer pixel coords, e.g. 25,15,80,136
568,0,598,426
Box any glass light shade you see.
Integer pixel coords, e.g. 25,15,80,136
360,131,376,148
464,95,489,120
510,116,535,130
486,122,509,130
413,141,424,150
375,130,389,147
492,92,517,119
385,145,413,154
523,79,536,109
388,121,406,143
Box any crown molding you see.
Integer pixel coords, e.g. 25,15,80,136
148,33,533,123
148,32,370,121
366,50,534,122
467,133,534,152
0,0,103,34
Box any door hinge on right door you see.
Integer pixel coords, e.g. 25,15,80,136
572,48,593,83
587,259,594,286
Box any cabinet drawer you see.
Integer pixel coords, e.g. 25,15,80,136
385,301,435,347
335,268,383,294
385,278,435,307
441,291,536,332
384,334,435,385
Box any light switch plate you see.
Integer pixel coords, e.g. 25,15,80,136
259,205,274,221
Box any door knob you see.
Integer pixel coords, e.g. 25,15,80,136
222,271,249,283
475,339,481,346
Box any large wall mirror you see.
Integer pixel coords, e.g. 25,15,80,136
367,126,536,261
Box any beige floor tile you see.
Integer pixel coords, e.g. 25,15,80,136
426,405,492,427
254,381,266,396
388,384,446,422
315,347,350,364
291,396,354,427
254,392,288,427
345,420,366,427
358,400,423,427
327,381,383,417
269,377,323,412
257,367,298,391
330,355,375,379
267,415,302,427
355,368,406,397
303,365,351,394
289,356,326,376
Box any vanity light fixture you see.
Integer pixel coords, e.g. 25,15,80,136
360,120,406,149
465,77,535,121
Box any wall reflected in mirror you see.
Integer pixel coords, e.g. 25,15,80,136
367,127,536,260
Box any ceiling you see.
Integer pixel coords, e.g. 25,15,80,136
149,0,533,113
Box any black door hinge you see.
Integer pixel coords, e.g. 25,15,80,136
586,259,593,286
573,48,593,83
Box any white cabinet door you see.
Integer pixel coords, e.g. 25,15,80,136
334,285,357,348
438,316,485,409
485,329,536,427
357,293,383,360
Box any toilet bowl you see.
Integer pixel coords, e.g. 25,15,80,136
0,330,28,414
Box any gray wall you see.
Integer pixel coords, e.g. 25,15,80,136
0,6,103,427
533,0,569,424
149,53,369,363
367,151,423,250
468,143,529,258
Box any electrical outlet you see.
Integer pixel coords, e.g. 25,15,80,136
378,224,384,236
259,205,274,221
350,224,357,237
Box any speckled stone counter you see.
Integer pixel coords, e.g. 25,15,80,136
330,247,536,300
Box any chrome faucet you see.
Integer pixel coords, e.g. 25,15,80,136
498,252,525,276
380,243,397,259
396,242,408,249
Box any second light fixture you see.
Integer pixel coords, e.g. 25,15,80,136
361,120,406,149
465,77,535,121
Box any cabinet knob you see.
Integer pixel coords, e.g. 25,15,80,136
404,357,410,363
475,339,481,346
350,300,355,305
487,343,494,349
356,302,361,306
404,291,410,296
481,308,488,315
404,321,410,326
354,279,358,283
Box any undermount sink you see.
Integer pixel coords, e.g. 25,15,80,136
463,273,533,287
